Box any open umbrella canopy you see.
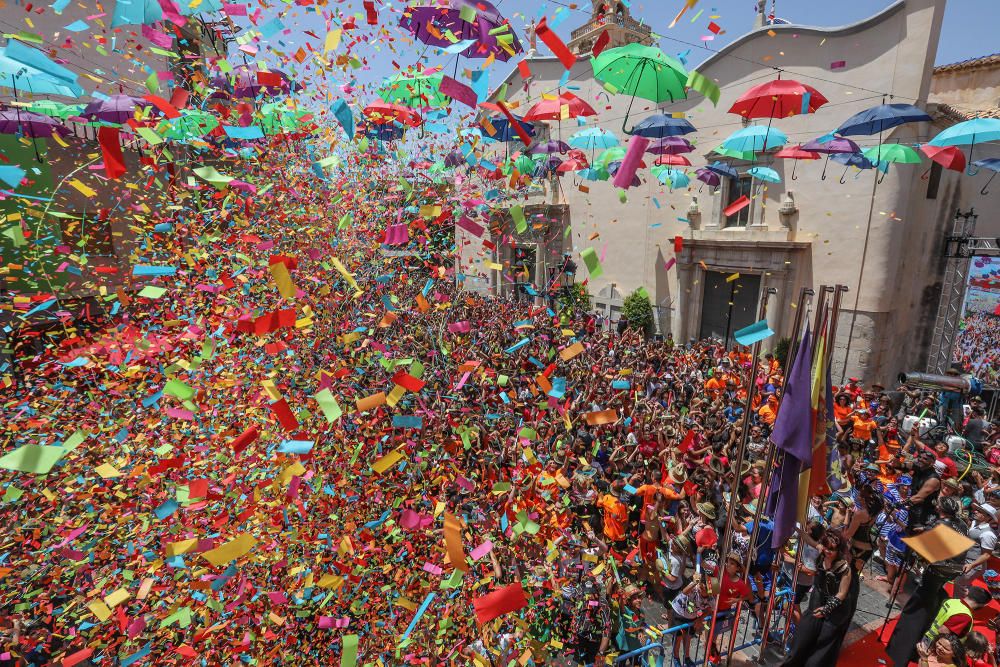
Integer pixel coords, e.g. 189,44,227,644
774,145,820,160
484,115,536,141
929,118,1000,146
0,109,70,138
695,167,721,186
527,140,570,155
646,136,694,155
83,94,147,124
920,144,966,172
706,161,739,179
747,166,781,183
379,72,451,109
591,43,688,103
399,0,522,61
25,100,84,120
721,125,787,153
831,152,880,170
972,158,1000,172
363,101,423,127
227,64,299,98
569,127,619,150
0,40,85,98
523,92,597,121
628,113,696,138
578,167,610,181
654,154,691,166
862,143,921,164
712,145,756,161
652,166,690,188
556,158,589,174
835,103,932,136
801,135,861,154
157,109,220,140
729,78,828,119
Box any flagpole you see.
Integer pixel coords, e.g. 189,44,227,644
703,286,776,667
733,286,814,662
755,285,832,661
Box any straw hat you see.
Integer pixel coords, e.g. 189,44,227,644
667,465,688,485
697,502,717,520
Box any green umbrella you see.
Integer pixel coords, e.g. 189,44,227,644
591,42,688,133
597,147,627,168
861,143,921,164
712,145,757,161
27,100,83,120
378,72,450,109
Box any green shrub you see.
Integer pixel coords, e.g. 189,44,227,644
622,288,653,336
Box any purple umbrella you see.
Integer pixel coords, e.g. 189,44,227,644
533,154,564,177
527,139,570,155
82,94,148,124
801,136,861,180
400,0,523,62
646,136,694,155
695,167,722,189
605,161,642,187
444,150,466,167
229,65,300,99
0,109,70,138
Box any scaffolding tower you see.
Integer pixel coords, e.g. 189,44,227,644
927,208,1000,373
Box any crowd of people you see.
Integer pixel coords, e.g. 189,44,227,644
1,152,999,667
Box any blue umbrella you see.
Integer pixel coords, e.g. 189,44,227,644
652,166,690,189
706,161,739,180
628,114,696,138
929,118,1000,174
972,158,1000,195
722,125,788,153
485,115,536,142
747,166,781,183
0,41,84,98
830,152,887,183
569,127,619,150
835,103,932,136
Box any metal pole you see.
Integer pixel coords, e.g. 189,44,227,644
724,279,738,350
703,287,776,667
734,287,816,662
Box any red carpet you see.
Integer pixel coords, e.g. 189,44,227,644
836,617,898,666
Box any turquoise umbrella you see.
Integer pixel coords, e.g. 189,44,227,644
928,118,1000,175
569,128,619,150
747,166,781,183
652,166,689,189
721,125,787,153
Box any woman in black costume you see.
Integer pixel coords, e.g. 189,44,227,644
781,529,860,667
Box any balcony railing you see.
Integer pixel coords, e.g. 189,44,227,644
571,15,653,40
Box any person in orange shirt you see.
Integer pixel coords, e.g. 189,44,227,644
758,394,779,426
705,374,723,401
852,409,878,444
598,478,630,554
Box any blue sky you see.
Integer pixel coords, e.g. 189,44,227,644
258,0,996,98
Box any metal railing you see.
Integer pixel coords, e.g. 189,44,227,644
579,588,795,667
570,15,653,40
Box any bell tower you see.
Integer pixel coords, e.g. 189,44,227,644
567,1,653,55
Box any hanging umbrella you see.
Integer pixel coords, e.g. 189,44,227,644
802,135,862,180
972,158,1000,195
533,154,564,177
729,78,828,119
528,139,570,155
862,143,921,164
591,43,688,132
628,113,695,138
774,144,819,179
695,167,721,189
484,114,536,141
363,101,423,127
747,166,781,183
229,64,299,98
646,136,694,155
82,94,147,124
920,144,966,172
835,103,932,136
0,110,70,138
654,154,691,166
928,118,1000,175
399,0,522,62
712,145,757,161
652,166,690,189
27,100,84,120
444,150,466,168
721,125,787,153
569,127,619,150
706,161,739,180
830,151,884,183
379,72,451,109
556,158,588,174
158,109,220,140
605,161,642,187
523,92,597,121
578,167,610,181
0,40,85,98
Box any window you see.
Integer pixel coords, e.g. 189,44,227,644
724,176,753,227
926,161,942,199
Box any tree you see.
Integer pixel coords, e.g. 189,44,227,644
622,288,653,336
774,336,791,369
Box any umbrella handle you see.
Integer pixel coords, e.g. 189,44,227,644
790,160,798,181
981,171,997,196
919,168,930,181
839,166,849,185
966,164,980,177
821,155,829,180
877,170,888,185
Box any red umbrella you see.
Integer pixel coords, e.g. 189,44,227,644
556,158,588,173
729,78,828,119
775,144,820,180
654,154,691,166
363,102,422,127
523,92,597,121
920,144,966,172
